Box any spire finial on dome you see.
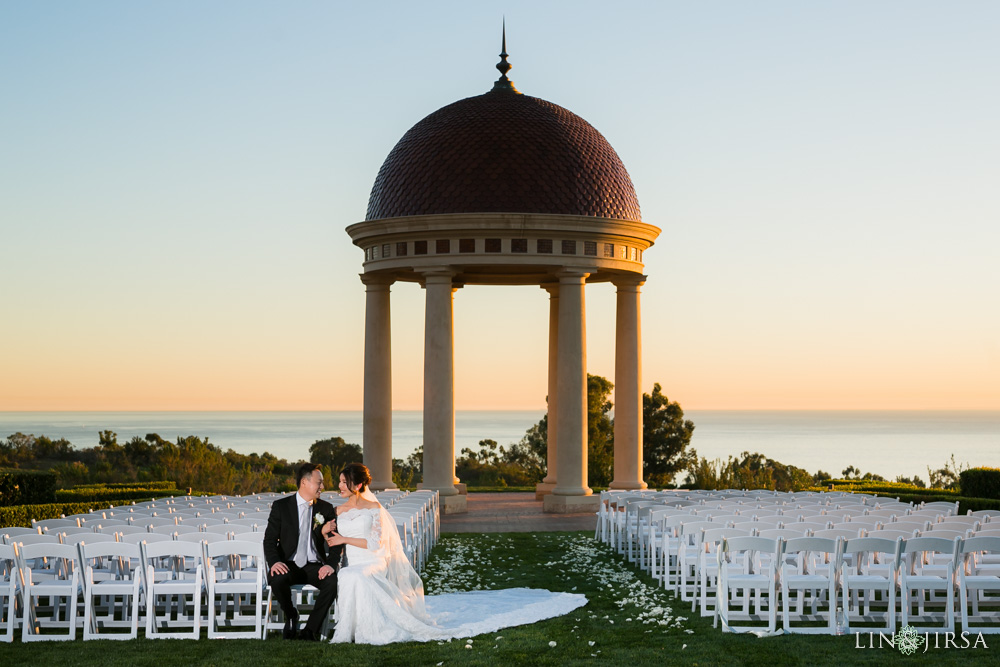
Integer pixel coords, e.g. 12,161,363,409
492,18,520,94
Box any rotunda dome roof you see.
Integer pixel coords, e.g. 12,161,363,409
365,88,641,222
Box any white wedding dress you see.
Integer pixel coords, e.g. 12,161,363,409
329,505,587,644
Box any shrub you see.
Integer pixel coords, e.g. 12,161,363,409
960,468,1000,500
0,501,106,528
55,486,184,503
0,469,57,506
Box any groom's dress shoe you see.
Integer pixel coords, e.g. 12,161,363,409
299,629,319,642
283,615,299,640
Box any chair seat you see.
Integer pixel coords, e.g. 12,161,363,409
843,575,892,588
28,581,79,595
90,580,137,594
784,574,832,587
904,575,951,587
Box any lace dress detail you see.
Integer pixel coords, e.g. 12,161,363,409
329,505,587,645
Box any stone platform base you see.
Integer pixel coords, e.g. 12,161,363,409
440,494,468,514
534,482,555,500
543,494,600,514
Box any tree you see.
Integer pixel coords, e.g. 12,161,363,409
586,374,615,488
309,437,362,474
641,383,696,488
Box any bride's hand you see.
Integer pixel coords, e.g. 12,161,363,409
321,519,337,537
326,531,345,546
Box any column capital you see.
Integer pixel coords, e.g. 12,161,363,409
540,282,560,297
554,267,594,284
359,273,396,288
610,274,647,290
416,267,459,288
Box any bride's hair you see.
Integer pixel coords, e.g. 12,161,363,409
340,462,372,492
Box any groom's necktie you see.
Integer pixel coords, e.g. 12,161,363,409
294,501,311,568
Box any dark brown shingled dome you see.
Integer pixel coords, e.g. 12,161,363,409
365,89,641,222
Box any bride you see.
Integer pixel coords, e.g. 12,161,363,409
321,463,586,645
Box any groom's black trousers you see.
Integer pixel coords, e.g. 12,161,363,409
269,561,338,634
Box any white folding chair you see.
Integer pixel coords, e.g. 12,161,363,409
205,540,265,638
0,543,18,642
142,540,204,639
958,536,1000,634
781,537,840,634
81,541,142,640
15,542,80,641
839,537,902,632
899,536,962,632
696,527,752,617
716,536,782,634
2,527,41,544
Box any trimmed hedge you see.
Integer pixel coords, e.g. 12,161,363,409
960,468,1000,500
0,501,107,528
55,486,184,503
68,480,177,492
825,479,959,497
0,469,57,506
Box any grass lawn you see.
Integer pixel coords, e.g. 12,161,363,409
1,531,995,665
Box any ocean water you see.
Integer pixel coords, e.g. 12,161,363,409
1,410,998,483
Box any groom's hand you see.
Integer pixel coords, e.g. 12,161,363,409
318,565,335,580
270,562,289,576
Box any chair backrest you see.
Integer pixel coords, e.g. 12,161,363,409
63,531,118,546
921,501,958,516
149,524,182,536
918,528,968,541
120,531,172,545
81,541,142,569
890,521,931,533
841,536,902,560
796,522,831,533
1,526,42,543
231,531,263,543
865,529,916,541
813,528,864,541
783,536,840,563
961,536,1000,560
18,542,80,578
900,536,961,569
34,518,80,531
139,517,179,528
12,533,61,546
758,528,810,540
193,517,228,527
936,519,980,532
719,536,782,568
973,528,1000,538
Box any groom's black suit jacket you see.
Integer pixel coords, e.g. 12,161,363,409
263,494,343,570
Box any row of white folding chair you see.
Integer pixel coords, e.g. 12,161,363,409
714,535,993,635
4,537,268,640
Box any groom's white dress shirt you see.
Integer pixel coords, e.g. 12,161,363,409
294,492,319,565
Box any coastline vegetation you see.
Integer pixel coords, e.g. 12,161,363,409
3,374,996,517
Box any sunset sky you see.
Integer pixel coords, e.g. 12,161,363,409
2,1,998,412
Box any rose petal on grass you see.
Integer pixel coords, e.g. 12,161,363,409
549,641,557,647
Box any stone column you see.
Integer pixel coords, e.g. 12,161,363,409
544,268,598,513
361,274,396,491
420,269,466,513
535,283,558,499
611,275,647,490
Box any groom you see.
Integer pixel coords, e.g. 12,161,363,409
263,462,343,640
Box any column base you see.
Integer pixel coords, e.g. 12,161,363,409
609,480,648,490
417,483,462,496
370,481,398,492
543,494,600,514
440,494,468,514
535,482,556,500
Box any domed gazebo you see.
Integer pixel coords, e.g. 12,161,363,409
347,33,660,513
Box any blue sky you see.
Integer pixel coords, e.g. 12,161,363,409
2,1,998,410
